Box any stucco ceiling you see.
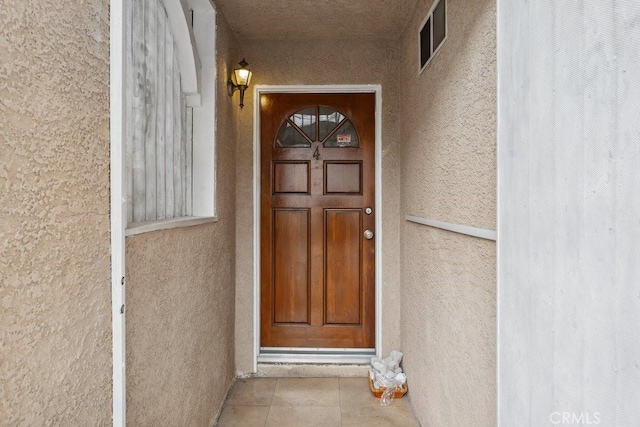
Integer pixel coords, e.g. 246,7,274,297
215,0,421,40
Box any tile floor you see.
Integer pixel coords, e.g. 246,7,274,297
216,377,419,426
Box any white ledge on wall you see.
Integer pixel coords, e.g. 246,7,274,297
126,216,217,236
405,214,497,241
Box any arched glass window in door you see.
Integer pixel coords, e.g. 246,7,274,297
275,106,360,148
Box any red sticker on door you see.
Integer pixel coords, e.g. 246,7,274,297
337,134,351,146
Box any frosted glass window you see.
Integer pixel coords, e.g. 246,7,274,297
276,122,312,147
290,107,316,141
319,107,346,140
275,106,358,148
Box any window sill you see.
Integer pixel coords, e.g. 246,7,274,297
125,216,218,237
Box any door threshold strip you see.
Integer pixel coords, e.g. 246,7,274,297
258,347,375,364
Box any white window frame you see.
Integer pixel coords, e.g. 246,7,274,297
125,0,217,237
418,0,448,74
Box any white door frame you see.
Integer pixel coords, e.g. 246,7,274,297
252,85,383,371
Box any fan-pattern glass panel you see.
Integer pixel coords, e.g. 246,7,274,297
324,120,359,147
319,107,345,140
276,122,311,147
275,106,359,148
290,107,316,141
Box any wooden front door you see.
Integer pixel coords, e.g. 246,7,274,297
260,92,376,349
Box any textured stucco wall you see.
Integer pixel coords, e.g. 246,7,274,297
234,39,402,374
125,11,240,426
0,0,112,424
398,0,497,425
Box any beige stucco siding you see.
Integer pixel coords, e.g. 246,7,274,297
399,0,497,425
0,0,112,424
124,10,240,426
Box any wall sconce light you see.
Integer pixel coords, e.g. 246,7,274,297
227,58,253,109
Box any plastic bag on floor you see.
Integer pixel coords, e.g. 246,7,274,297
379,380,397,406
370,350,407,406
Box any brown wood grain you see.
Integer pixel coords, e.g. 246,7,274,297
273,162,310,194
260,92,376,349
272,209,310,324
325,209,362,325
325,162,362,194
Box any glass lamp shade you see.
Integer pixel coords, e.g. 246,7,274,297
233,67,252,87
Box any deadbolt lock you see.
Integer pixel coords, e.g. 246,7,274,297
365,207,373,215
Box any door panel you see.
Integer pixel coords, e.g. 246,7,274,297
273,162,310,194
261,92,375,349
325,209,362,325
272,209,310,324
325,162,362,194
